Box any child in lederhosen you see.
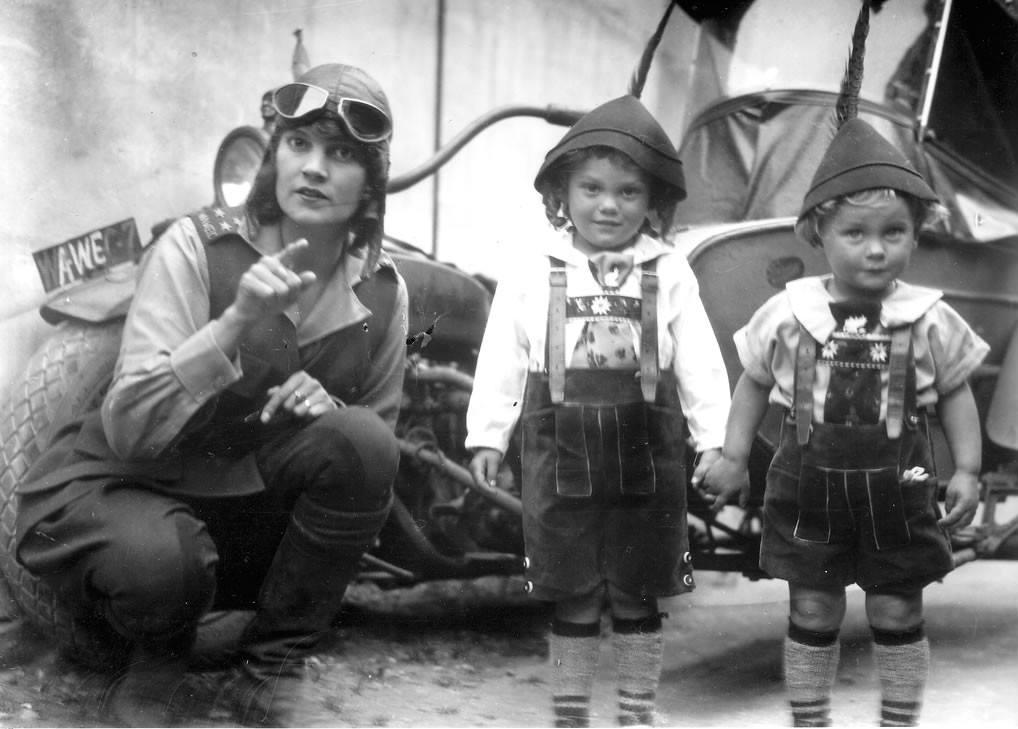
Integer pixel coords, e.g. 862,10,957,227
701,6,987,725
466,95,731,727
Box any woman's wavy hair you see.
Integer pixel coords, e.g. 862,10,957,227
794,187,949,248
245,112,390,272
536,146,681,238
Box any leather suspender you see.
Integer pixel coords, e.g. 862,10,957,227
793,323,913,444
885,327,911,439
546,256,659,404
795,325,815,446
639,260,659,403
548,258,568,403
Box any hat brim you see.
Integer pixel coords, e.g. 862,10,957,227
534,128,687,200
799,162,938,218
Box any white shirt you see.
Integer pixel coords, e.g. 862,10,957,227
734,275,990,419
465,229,731,455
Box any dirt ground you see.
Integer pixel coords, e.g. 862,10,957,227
0,564,1016,728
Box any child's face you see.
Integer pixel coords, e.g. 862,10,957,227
565,157,650,252
819,196,917,301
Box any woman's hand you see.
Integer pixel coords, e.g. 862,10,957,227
232,238,317,324
470,448,503,490
257,371,339,424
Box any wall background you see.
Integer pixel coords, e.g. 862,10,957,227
0,0,929,396
0,0,699,393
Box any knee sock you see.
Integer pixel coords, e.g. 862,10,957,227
784,621,840,727
872,624,928,727
612,613,664,727
549,618,601,728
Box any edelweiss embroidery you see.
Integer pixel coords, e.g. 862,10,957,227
565,296,641,320
844,315,868,333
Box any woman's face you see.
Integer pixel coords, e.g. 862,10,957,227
274,124,367,231
565,156,650,253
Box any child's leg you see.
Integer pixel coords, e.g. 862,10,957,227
866,589,927,727
785,583,847,727
608,585,663,727
550,588,605,728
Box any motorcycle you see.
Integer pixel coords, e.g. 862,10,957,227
1,0,1015,666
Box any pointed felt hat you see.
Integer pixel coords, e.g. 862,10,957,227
799,118,937,216
534,95,686,200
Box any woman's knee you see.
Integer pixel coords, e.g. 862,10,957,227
91,502,218,640
296,407,399,508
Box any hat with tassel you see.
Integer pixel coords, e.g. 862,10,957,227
533,1,686,199
799,0,938,218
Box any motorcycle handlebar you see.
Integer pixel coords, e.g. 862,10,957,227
386,104,586,193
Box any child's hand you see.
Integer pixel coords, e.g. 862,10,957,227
469,448,503,490
690,448,722,488
699,455,750,513
938,470,980,531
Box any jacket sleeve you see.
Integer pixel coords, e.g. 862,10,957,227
354,269,409,431
101,218,243,460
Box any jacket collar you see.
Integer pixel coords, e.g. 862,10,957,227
231,219,392,346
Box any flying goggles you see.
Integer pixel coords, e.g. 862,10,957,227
272,82,392,143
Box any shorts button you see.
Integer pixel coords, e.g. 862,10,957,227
523,580,534,594
522,556,531,569
682,574,694,587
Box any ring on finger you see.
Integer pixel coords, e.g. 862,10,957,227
293,390,305,404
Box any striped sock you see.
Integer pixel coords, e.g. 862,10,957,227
872,625,928,727
612,613,664,727
549,618,601,728
784,622,840,727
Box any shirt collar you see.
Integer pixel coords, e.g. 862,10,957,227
540,228,673,266
787,275,942,341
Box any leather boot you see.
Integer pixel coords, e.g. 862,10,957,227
219,495,390,727
99,632,195,727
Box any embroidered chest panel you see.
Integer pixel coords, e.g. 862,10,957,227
566,295,641,321
817,315,891,372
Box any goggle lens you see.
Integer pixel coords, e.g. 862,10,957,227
272,84,330,119
272,83,392,143
337,99,391,143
